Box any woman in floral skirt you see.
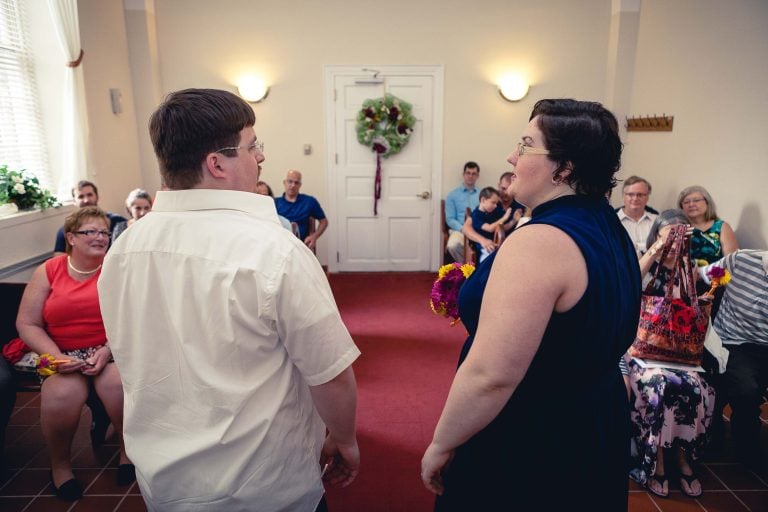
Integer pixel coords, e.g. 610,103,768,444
626,209,716,499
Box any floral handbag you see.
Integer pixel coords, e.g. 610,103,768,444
629,224,711,366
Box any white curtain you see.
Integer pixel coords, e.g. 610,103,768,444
47,0,90,198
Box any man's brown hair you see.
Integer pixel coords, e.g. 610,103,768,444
149,89,256,190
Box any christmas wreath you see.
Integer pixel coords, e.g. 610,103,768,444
355,94,416,214
356,94,415,157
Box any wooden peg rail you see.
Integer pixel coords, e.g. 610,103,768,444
626,114,674,132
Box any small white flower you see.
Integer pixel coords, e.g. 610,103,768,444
13,183,26,194
12,176,23,183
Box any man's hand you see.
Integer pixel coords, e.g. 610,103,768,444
320,435,360,487
304,234,319,250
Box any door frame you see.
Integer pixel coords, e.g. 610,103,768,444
323,64,444,273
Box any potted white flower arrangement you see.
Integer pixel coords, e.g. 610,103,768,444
0,165,60,216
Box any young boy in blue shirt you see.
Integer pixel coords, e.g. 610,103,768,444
470,187,511,262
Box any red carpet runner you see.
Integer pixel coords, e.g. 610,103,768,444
324,272,466,512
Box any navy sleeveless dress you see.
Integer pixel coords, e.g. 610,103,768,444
436,195,641,511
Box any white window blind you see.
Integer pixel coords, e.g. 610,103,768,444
0,0,52,190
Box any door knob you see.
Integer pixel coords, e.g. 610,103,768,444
416,191,431,199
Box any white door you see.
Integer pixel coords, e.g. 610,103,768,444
325,66,444,272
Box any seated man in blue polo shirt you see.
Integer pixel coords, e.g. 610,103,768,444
275,170,328,251
53,180,126,255
444,161,481,263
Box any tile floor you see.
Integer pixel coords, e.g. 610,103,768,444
2,392,767,511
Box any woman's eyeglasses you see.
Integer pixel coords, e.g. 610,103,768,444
75,230,111,238
516,142,549,157
682,197,706,206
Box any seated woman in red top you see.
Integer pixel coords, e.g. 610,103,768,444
16,207,133,501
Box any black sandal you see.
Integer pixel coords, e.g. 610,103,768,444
679,473,703,498
647,474,669,498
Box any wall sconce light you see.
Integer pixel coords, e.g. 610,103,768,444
498,74,529,102
238,76,269,103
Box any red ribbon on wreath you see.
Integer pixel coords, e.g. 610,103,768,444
372,142,387,215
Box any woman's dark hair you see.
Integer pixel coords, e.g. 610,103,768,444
256,180,274,197
645,208,688,250
530,99,622,199
149,88,256,190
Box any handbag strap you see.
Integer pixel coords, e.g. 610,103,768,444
643,224,701,312
678,230,702,315
644,224,685,296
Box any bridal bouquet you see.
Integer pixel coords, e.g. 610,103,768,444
430,262,475,325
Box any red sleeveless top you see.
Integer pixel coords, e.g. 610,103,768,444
43,255,107,351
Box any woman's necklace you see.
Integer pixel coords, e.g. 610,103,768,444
67,255,102,275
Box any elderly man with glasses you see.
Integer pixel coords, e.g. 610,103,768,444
616,175,659,257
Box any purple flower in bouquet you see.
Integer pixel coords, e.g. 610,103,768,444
430,262,475,325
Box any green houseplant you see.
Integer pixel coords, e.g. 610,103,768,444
0,164,60,211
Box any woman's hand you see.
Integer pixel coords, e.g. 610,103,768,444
55,357,86,374
421,443,454,495
81,346,111,376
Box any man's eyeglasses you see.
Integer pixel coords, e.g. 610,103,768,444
624,192,648,198
75,230,111,238
516,142,549,157
682,197,706,206
214,140,264,156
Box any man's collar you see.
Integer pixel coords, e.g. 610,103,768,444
618,208,652,221
152,189,281,223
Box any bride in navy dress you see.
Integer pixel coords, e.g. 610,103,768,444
421,99,641,511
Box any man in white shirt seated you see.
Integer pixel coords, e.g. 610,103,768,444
616,175,658,257
99,88,360,512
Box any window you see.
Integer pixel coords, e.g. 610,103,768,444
0,0,52,190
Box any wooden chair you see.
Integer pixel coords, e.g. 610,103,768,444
463,208,477,264
441,200,450,264
307,216,317,254
0,282,39,392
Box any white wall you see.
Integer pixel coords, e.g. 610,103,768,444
8,0,766,276
77,0,144,215
149,0,611,196
144,0,613,264
621,0,768,249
